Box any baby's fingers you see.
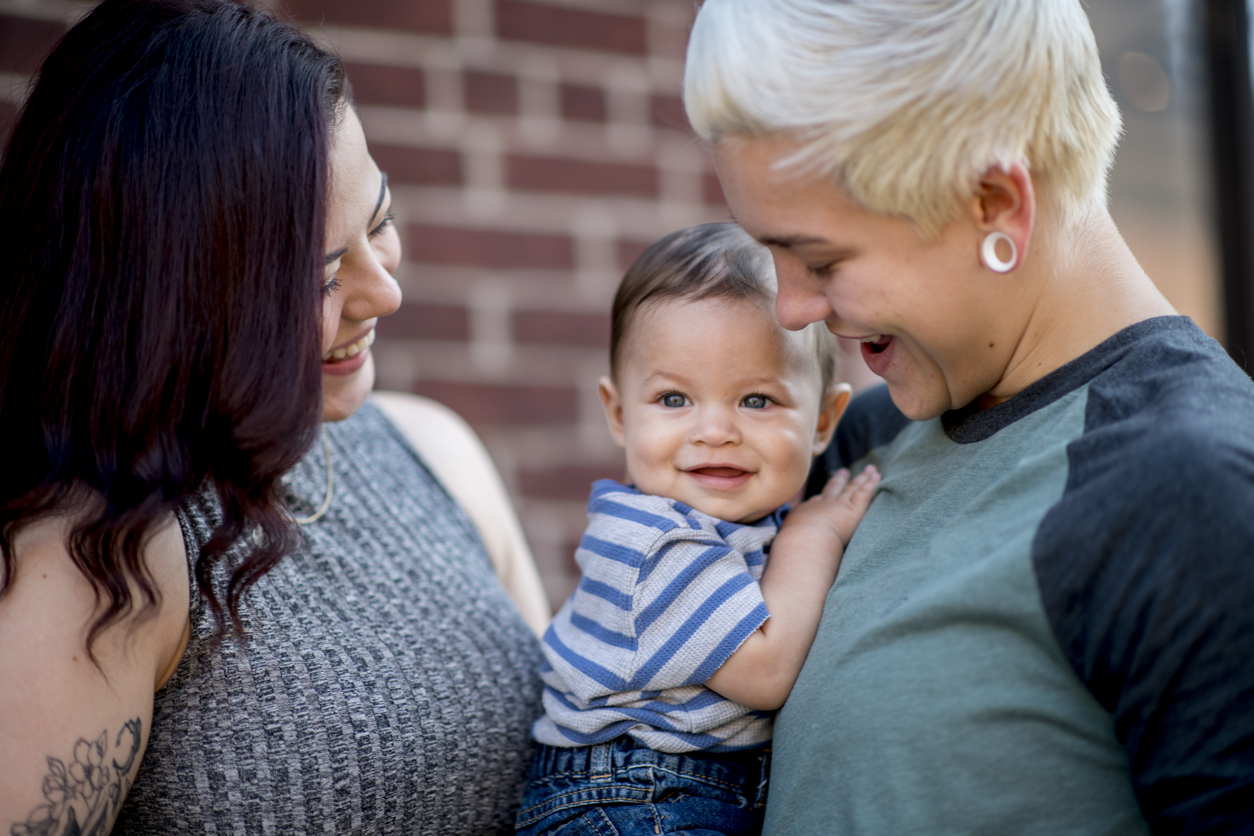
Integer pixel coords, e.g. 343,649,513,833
821,465,880,545
847,463,877,496
827,463,877,516
820,466,877,500
820,468,852,496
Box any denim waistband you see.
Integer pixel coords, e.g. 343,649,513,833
522,735,771,823
520,736,771,834
530,736,768,787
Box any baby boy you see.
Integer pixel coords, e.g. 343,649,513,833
516,222,879,836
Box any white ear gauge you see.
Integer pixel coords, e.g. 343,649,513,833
981,232,1018,273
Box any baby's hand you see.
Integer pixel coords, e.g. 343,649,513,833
708,466,879,708
781,466,880,550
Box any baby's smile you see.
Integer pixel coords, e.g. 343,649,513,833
684,464,755,492
602,295,836,524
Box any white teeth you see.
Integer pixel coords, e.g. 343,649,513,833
859,334,883,344
324,331,374,363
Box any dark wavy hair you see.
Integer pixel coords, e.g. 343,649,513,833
0,0,346,653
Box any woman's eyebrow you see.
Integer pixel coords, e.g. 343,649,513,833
725,211,831,250
372,171,389,221
324,173,391,263
760,233,830,249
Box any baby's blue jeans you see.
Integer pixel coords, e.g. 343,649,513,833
515,736,769,836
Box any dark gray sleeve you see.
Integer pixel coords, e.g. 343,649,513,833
1034,413,1254,834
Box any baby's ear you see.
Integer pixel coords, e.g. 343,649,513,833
812,383,852,455
598,376,628,450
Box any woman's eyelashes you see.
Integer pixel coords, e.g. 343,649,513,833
369,210,394,239
321,208,393,297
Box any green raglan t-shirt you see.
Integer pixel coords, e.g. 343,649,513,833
766,318,1254,835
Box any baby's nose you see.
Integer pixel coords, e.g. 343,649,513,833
689,405,741,446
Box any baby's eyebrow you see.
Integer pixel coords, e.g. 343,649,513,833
641,371,788,391
642,371,690,386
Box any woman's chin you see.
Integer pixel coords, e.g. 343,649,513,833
884,378,953,423
322,354,375,422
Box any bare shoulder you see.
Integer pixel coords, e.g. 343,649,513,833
370,390,496,492
371,391,479,449
369,390,507,513
0,511,190,834
371,390,552,634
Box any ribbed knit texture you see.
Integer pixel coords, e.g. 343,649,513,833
114,402,545,835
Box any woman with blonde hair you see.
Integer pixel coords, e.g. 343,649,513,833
685,0,1254,833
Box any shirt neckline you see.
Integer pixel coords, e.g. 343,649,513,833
941,316,1192,444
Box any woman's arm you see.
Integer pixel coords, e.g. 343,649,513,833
705,467,879,710
371,391,551,635
0,513,190,835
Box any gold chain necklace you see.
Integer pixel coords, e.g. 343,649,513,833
252,426,333,547
292,425,333,525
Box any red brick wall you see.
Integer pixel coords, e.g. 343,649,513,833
0,0,729,607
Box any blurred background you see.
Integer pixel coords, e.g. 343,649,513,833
1,0,1250,608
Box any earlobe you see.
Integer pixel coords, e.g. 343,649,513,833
812,383,852,455
598,376,627,450
973,162,1034,272
981,232,1018,273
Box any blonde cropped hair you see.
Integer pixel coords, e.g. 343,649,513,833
684,0,1123,237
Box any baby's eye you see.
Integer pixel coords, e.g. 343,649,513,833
742,395,770,409
661,393,688,408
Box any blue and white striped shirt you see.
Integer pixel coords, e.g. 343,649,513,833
533,480,784,753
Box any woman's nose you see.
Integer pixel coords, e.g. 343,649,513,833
773,253,835,331
343,237,402,322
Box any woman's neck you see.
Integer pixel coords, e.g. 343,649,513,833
979,205,1177,408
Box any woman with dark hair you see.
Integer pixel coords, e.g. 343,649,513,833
0,0,546,832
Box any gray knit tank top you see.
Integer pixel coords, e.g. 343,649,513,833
114,402,545,834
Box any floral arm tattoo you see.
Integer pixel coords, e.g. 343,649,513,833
10,718,142,836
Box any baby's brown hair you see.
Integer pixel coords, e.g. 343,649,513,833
609,222,836,391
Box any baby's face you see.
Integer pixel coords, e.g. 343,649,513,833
601,296,836,523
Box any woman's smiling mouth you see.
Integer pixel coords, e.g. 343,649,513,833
859,334,890,354
859,334,895,376
324,329,375,363
322,329,375,376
